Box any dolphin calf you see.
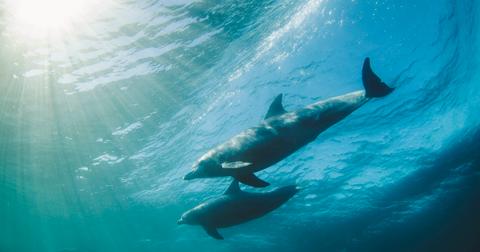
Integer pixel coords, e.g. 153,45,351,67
184,58,394,187
177,180,298,239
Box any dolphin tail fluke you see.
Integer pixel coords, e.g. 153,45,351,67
362,57,394,98
235,173,270,188
203,225,224,240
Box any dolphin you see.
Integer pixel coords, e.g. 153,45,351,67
184,58,394,187
177,180,298,239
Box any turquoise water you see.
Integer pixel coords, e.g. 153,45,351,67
1,0,479,251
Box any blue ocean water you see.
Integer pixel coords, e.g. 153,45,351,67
0,0,479,251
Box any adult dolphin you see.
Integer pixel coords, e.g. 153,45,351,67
177,180,298,239
184,58,394,187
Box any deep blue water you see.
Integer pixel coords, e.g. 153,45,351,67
0,0,479,251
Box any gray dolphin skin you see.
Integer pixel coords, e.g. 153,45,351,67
177,180,298,239
184,58,394,187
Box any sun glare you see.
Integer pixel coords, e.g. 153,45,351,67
7,0,97,37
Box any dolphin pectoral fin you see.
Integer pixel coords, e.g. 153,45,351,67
235,173,270,188
265,94,287,119
362,58,394,98
203,226,224,240
221,161,252,169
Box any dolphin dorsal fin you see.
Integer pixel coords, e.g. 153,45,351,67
265,94,287,119
224,179,241,195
